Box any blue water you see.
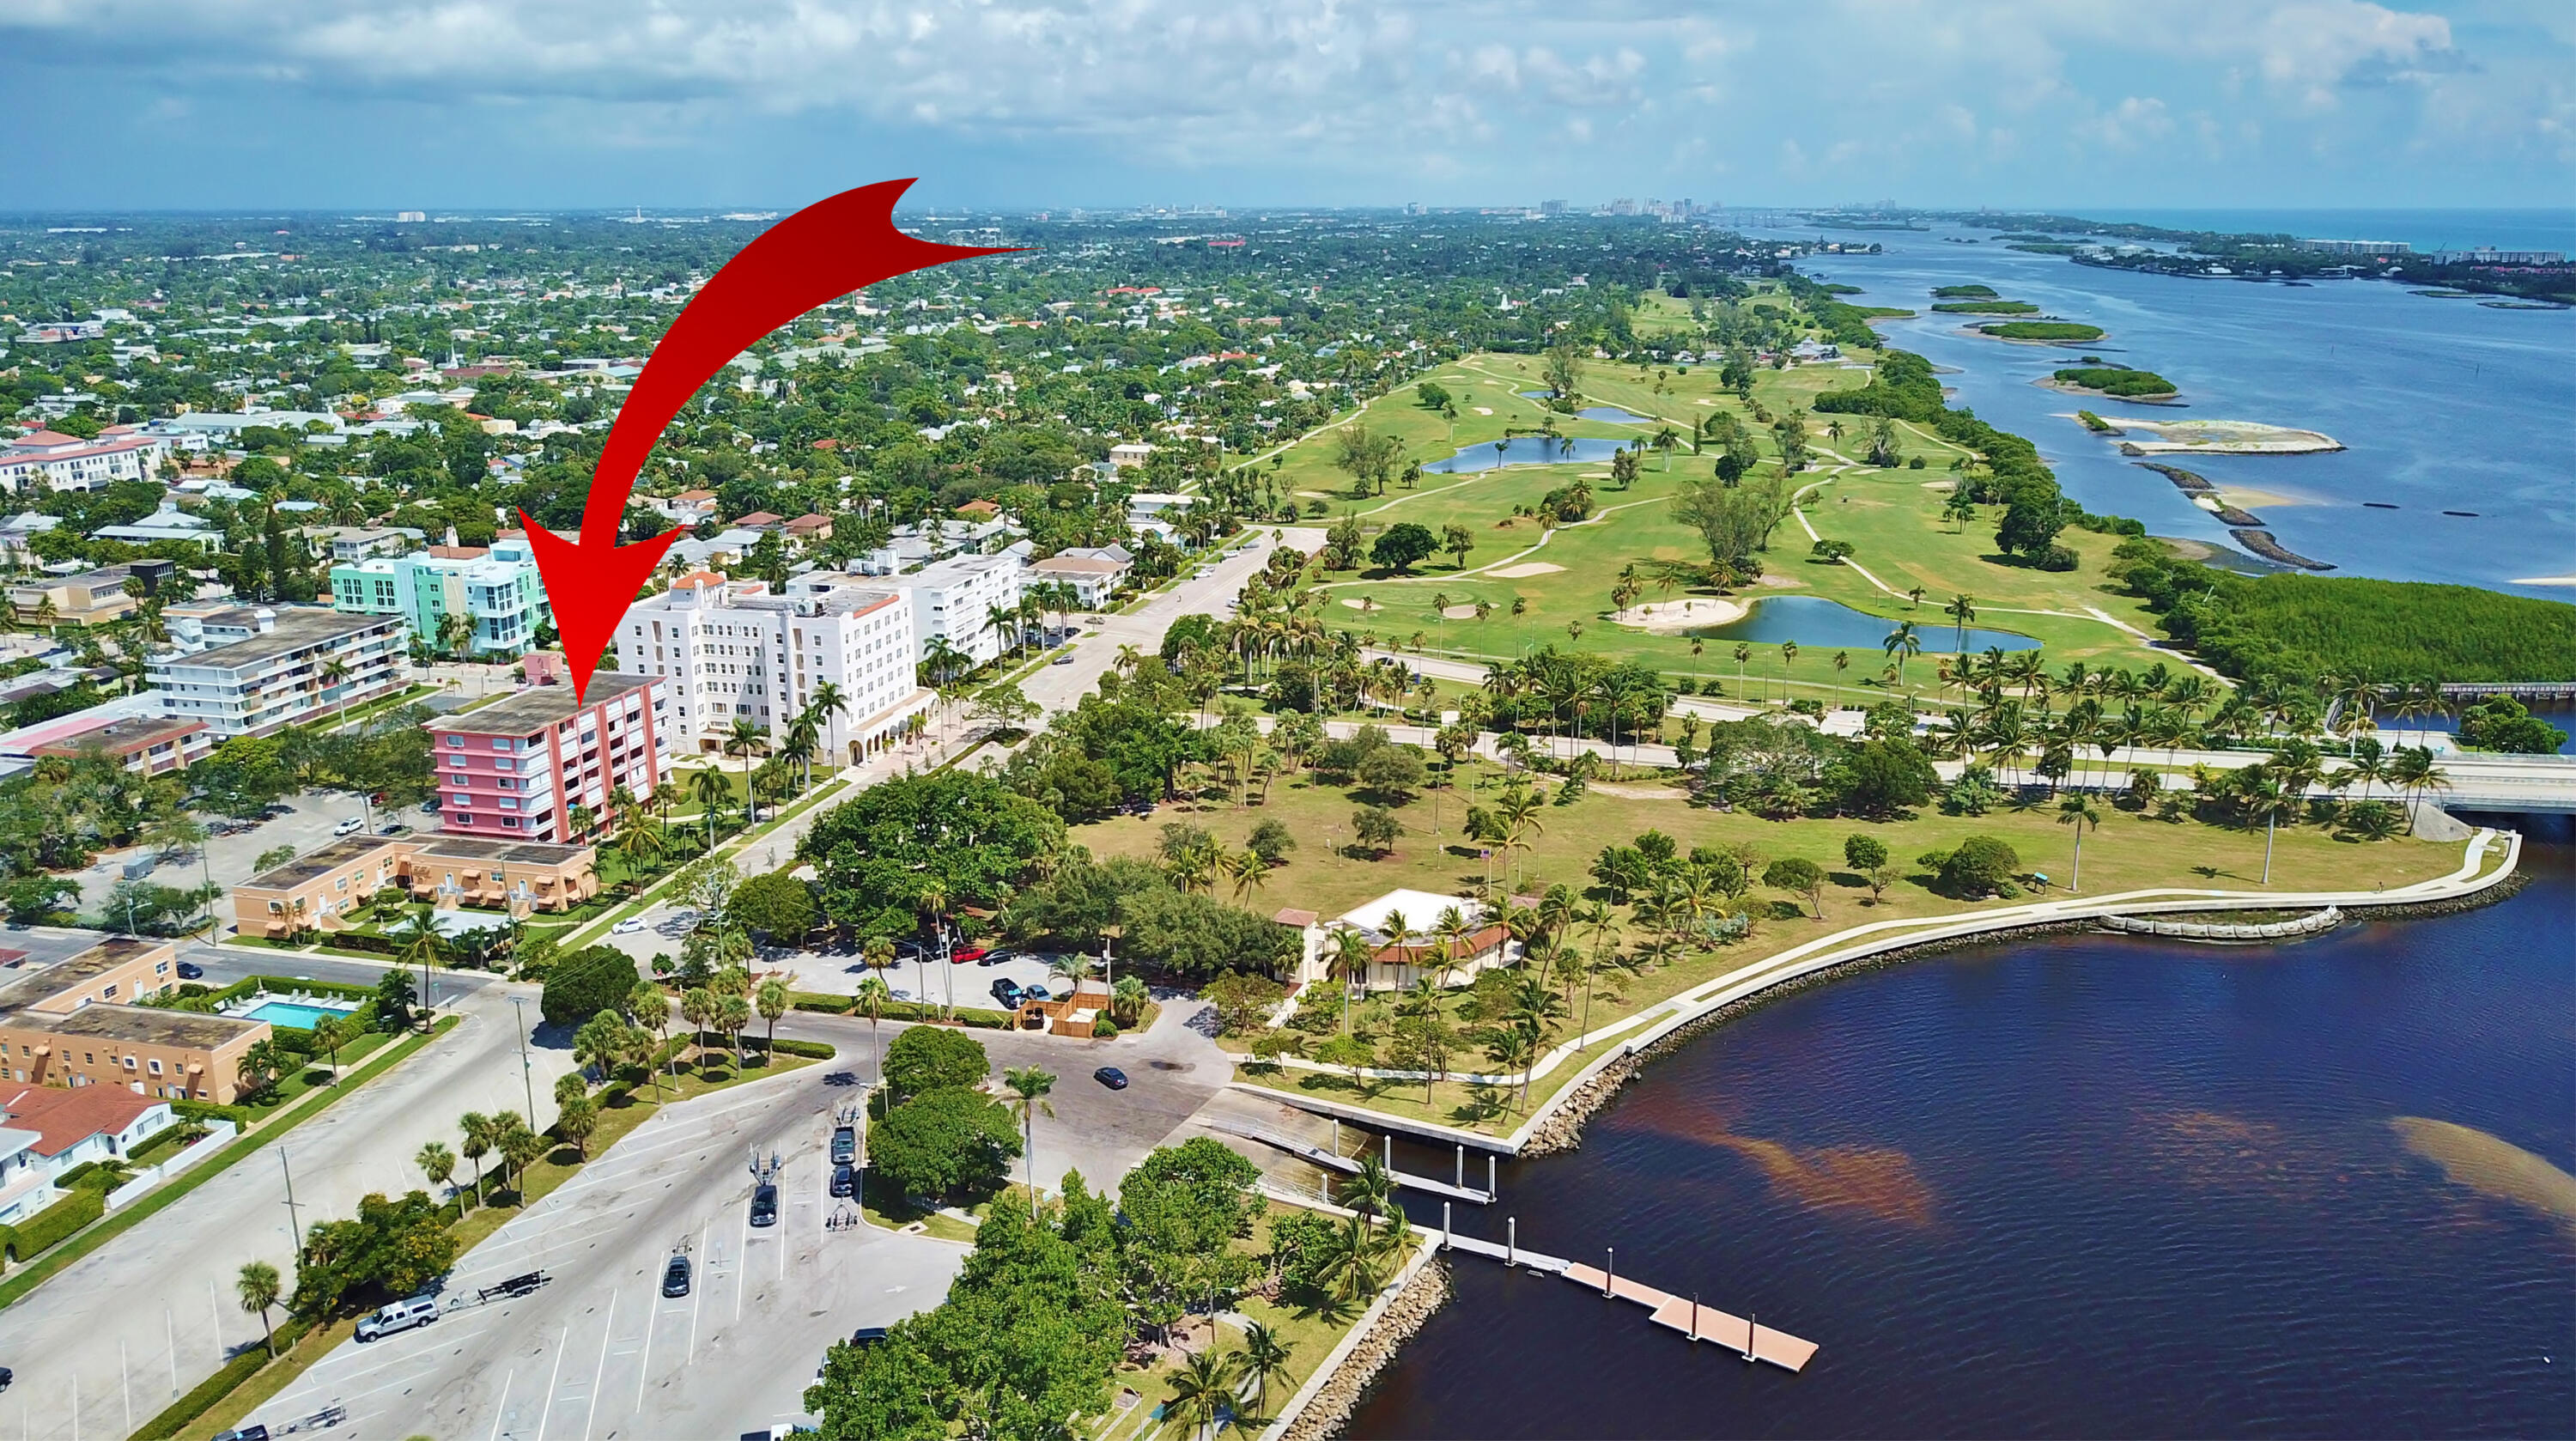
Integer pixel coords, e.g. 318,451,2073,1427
2070,209,2576,257
1741,216,2576,597
1695,595,2039,653
241,1000,359,1031
1516,391,1661,424
1352,839,2576,1438
1425,436,1636,473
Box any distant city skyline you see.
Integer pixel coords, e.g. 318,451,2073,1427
1,0,2567,211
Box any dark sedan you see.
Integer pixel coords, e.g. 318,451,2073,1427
1093,1067,1128,1091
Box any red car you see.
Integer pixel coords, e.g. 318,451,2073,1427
951,945,987,964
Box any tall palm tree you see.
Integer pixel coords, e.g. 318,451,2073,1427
756,976,791,1058
458,1110,497,1205
1001,1066,1056,1218
853,974,893,1076
392,907,447,1026
1327,927,1374,1033
1943,593,1977,654
236,1261,283,1358
723,718,769,766
2056,794,2102,891
2387,745,2449,828
689,767,731,850
1240,1322,1295,1420
416,1140,457,1198
1165,1347,1242,1441
1882,623,1923,690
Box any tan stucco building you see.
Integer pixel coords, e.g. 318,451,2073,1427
231,834,599,939
0,938,270,1104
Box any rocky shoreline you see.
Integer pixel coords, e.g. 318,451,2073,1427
1281,1257,1453,1441
1511,868,2527,1158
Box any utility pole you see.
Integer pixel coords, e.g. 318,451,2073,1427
279,1150,303,1254
510,995,537,1129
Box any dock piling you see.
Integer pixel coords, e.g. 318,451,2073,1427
1605,1247,1615,1298
1442,1201,1451,1249
1506,1217,1516,1268
1455,1144,1463,1190
1691,1293,1700,1345
1487,1152,1497,1200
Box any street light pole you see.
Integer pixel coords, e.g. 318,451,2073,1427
509,995,538,1130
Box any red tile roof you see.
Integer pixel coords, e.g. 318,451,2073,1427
1,1085,164,1157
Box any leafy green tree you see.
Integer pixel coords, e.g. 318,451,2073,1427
1368,522,1438,575
868,1086,1020,1202
1843,834,1889,873
1764,857,1826,919
1922,836,2021,897
799,771,1062,939
287,1189,457,1319
1352,805,1402,855
882,1025,990,1103
729,871,817,943
539,946,642,1029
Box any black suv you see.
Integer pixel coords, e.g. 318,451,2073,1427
831,1162,854,1197
750,1183,779,1228
661,1254,692,1297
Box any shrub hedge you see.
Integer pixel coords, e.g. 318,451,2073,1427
2,1186,105,1262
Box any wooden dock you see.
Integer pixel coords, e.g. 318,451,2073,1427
1439,1230,1816,1372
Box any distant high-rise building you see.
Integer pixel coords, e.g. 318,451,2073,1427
394,210,425,223
1539,200,1567,216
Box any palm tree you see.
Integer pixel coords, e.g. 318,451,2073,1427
629,980,674,1096
2056,794,2101,891
1327,927,1374,1032
236,1261,283,1358
317,656,352,725
756,976,790,1059
1001,1066,1056,1218
2245,770,2300,886
1732,641,1752,698
1165,1347,1242,1441
689,767,731,850
458,1110,497,1205
391,907,447,1030
719,992,753,1071
1340,1151,1399,1226
2388,745,2450,828
1943,593,1977,654
723,718,769,766
853,974,893,1076
1882,623,1923,689
416,1140,457,1198
1240,1321,1295,1420
437,609,476,660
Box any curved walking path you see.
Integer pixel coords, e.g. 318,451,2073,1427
1236,827,2522,1152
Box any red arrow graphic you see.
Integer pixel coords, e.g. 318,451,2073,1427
523,179,1016,701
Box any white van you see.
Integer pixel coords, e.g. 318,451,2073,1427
355,1296,439,1342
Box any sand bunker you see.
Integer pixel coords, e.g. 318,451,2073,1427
1612,598,1749,632
2393,1116,2576,1239
1473,406,1494,415
1337,597,1381,611
1920,479,1956,491
1486,562,1564,579
1440,605,1480,619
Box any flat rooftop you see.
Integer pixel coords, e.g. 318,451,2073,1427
410,836,591,867
235,834,394,891
0,937,173,1015
32,714,206,757
426,674,654,737
160,608,400,671
33,1003,263,1050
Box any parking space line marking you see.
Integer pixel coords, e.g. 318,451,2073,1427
695,1219,713,1362
533,1324,567,1441
489,1365,513,1441
583,1287,617,1441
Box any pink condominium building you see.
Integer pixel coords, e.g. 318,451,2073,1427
425,674,671,842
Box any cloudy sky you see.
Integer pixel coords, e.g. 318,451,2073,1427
2,0,2567,211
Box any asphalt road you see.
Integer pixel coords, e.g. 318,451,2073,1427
246,998,1232,1440
0,977,577,1441
248,1061,969,1441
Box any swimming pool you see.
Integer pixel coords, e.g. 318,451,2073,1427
240,1000,359,1031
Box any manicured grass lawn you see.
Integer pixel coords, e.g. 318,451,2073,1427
1285,349,2178,680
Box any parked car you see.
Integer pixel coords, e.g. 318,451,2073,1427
355,1295,439,1342
175,962,203,981
951,945,987,964
0,1366,12,1391
1093,1067,1129,1091
830,1163,854,1197
989,978,1023,1008
1021,983,1053,1003
829,1125,857,1166
848,1326,888,1347
1052,654,1077,665
331,816,366,837
661,1254,692,1298
210,1428,266,1441
750,1183,778,1228
611,917,647,935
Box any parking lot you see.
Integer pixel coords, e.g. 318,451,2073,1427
248,1062,968,1441
63,787,403,927
762,945,1097,1010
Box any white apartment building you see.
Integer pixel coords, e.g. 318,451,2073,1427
147,606,410,738
0,428,173,493
872,550,1027,670
613,573,930,763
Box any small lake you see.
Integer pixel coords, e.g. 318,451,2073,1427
1516,390,1660,423
1423,435,1637,473
1694,594,2041,653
